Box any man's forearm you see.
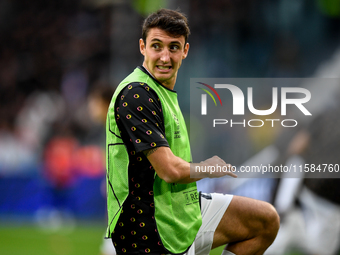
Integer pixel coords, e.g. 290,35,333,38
144,147,236,184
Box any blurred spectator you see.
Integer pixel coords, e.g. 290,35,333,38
86,82,116,146
86,84,116,255
41,82,115,214
44,134,79,189
0,119,37,175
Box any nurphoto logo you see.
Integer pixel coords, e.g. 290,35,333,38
196,81,312,128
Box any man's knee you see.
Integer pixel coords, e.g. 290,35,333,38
260,202,280,242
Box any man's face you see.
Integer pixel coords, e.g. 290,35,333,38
140,28,189,90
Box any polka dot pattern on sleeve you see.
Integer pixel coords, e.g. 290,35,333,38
115,82,169,153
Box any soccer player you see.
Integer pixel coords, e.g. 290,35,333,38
106,8,279,255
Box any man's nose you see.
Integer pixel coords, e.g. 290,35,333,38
160,49,170,63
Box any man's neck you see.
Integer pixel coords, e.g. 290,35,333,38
142,64,156,79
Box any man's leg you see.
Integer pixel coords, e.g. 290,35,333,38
212,196,280,255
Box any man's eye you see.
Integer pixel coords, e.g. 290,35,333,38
170,45,179,51
152,44,160,49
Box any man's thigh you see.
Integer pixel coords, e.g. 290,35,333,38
212,195,278,249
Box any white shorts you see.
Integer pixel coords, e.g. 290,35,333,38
184,193,234,255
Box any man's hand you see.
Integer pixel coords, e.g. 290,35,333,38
191,155,237,179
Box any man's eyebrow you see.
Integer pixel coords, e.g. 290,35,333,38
150,38,182,45
150,38,162,42
170,41,181,45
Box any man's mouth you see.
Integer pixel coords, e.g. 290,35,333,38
157,65,172,70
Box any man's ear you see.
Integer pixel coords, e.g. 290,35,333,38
182,42,190,59
139,38,145,56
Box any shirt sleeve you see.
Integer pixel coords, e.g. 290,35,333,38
115,82,169,153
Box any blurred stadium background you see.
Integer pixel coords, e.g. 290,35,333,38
0,0,340,254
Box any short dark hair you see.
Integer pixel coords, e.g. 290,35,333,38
142,9,190,44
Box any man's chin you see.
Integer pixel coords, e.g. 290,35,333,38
155,74,171,83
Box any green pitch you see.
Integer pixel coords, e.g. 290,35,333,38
210,246,225,255
0,222,222,255
0,222,106,255
0,223,308,255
